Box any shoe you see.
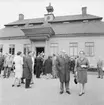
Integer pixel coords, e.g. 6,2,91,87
66,91,71,94
25,86,32,89
21,82,25,84
82,92,85,94
17,85,21,87
12,84,15,87
60,91,64,94
79,93,83,96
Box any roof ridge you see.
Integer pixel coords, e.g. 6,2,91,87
13,14,103,21
5,14,102,26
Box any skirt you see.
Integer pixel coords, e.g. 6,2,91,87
14,65,23,79
77,70,87,84
15,71,22,79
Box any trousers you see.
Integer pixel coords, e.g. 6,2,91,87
25,79,31,88
98,68,103,78
60,81,69,92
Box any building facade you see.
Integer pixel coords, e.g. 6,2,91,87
0,4,104,67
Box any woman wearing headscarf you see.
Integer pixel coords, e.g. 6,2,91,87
75,51,89,96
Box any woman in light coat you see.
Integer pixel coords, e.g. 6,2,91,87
12,51,23,87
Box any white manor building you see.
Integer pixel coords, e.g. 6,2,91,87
0,4,104,67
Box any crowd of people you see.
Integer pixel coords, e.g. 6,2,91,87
0,50,104,96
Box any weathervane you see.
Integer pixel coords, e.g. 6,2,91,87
46,3,54,14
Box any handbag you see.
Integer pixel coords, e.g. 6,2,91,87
74,71,78,84
74,77,77,84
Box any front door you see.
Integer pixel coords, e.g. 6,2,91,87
36,47,45,56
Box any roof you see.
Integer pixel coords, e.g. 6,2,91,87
5,14,102,26
1,21,104,39
51,21,104,34
21,27,55,36
0,27,24,37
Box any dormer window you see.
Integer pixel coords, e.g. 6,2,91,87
83,20,88,23
28,24,34,27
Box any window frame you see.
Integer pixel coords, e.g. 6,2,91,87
85,42,94,57
69,42,78,57
50,43,58,55
23,44,31,55
9,44,15,55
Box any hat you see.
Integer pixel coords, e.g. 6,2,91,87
17,51,22,55
28,51,32,54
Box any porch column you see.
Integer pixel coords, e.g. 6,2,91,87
45,39,48,58
31,41,34,52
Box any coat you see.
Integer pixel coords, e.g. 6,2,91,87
44,58,52,74
97,60,103,69
56,55,70,82
13,55,23,79
23,55,32,79
76,57,89,84
52,56,57,77
7,56,13,68
3,56,8,67
35,56,43,73
0,56,4,68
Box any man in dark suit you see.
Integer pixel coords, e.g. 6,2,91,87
23,51,33,89
56,50,71,94
35,53,43,78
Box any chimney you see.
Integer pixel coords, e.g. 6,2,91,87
19,14,24,20
82,7,87,16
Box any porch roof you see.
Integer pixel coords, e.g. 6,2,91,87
21,26,55,40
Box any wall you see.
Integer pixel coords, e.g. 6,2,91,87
1,35,104,67
0,39,31,55
49,35,104,67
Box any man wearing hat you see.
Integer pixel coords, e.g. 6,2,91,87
56,50,71,94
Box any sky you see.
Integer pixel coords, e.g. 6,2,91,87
0,0,104,28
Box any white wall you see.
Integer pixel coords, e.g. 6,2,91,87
0,39,31,55
49,36,104,67
1,35,104,67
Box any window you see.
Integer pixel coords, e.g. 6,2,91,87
50,43,58,55
0,44,3,53
85,42,94,57
9,44,15,55
23,44,31,55
69,42,78,56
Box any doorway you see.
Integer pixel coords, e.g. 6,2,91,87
36,47,45,56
